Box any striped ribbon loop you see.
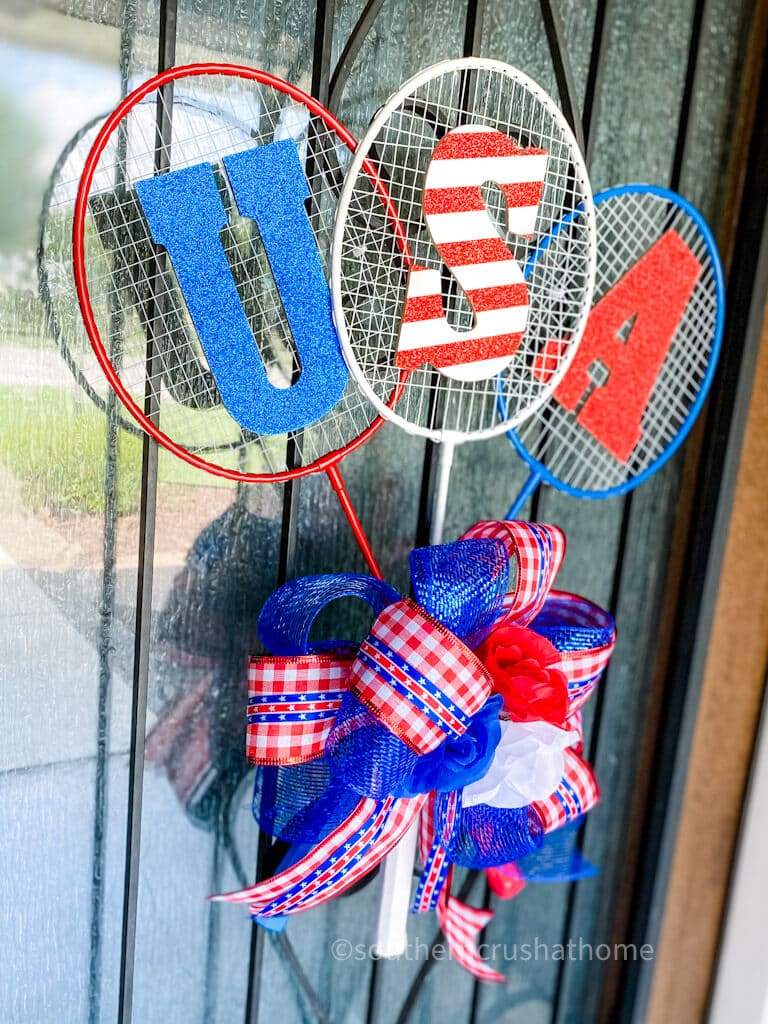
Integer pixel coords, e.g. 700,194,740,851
461,520,566,625
532,590,616,714
532,749,600,833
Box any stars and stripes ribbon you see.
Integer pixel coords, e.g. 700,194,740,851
246,655,351,766
215,520,615,985
214,794,425,917
412,790,456,914
350,600,492,754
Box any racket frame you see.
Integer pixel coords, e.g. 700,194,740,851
505,183,726,505
332,56,597,445
73,61,390,486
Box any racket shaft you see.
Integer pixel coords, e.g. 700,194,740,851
373,439,455,952
325,463,383,579
429,440,455,546
507,469,541,520
373,821,419,956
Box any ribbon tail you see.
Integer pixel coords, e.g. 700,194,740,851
415,798,504,980
418,792,437,862
212,794,425,917
411,790,456,914
437,893,505,983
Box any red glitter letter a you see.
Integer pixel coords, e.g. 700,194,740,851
535,229,701,463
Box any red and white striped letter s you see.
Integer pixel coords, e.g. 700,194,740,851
396,125,547,382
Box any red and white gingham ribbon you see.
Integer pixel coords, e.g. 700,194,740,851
461,520,566,625
225,520,614,986
246,654,352,765
350,599,493,754
438,880,506,983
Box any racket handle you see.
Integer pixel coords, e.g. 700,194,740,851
506,470,541,520
325,463,383,579
372,819,419,956
372,440,457,955
429,440,456,546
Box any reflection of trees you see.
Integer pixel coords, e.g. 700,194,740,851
0,92,45,253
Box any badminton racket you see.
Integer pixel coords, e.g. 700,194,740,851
504,183,725,518
333,56,596,955
72,63,397,577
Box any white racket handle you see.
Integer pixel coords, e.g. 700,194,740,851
372,820,420,955
429,440,455,546
372,440,456,955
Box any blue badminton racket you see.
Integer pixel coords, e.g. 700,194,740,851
504,183,725,519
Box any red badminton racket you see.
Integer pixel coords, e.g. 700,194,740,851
73,63,404,577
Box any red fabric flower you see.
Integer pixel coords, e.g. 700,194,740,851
476,625,568,727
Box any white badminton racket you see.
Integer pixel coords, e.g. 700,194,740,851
333,56,596,955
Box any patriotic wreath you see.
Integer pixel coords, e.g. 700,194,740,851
214,520,615,981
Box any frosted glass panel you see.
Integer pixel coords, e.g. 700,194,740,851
0,7,133,1023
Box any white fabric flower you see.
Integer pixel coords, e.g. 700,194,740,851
461,720,576,809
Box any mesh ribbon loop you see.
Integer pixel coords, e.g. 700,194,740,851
258,573,400,655
410,537,509,647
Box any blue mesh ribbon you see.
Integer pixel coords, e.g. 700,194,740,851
515,818,597,883
410,538,509,647
258,573,400,655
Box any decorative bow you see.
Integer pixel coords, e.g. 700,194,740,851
213,521,615,982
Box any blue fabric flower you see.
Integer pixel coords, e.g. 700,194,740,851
393,694,503,798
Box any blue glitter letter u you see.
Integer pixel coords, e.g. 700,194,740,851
135,140,348,435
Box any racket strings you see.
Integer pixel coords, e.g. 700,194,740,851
336,63,594,439
77,73,379,475
514,191,719,493
89,188,222,411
